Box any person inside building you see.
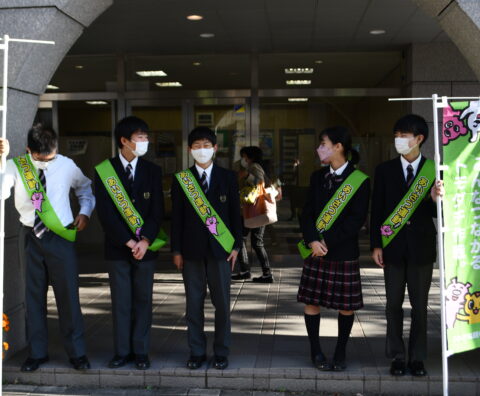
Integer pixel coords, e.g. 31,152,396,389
232,146,274,283
171,126,242,370
94,116,164,370
297,126,370,371
371,114,444,377
0,124,95,371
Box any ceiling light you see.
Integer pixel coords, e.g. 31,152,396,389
187,15,203,21
136,70,167,77
193,62,201,66
156,82,182,87
86,101,108,105
285,68,313,74
288,98,309,102
200,33,215,38
75,65,84,69
369,29,386,35
286,80,311,85
315,60,323,64
46,84,59,90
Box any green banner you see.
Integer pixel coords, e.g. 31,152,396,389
175,169,235,253
443,100,480,355
95,159,167,251
13,155,76,242
297,169,369,259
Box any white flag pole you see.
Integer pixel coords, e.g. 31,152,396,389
0,34,54,394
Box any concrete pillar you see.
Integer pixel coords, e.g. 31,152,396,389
0,0,112,359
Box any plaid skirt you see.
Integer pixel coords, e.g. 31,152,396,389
297,256,363,310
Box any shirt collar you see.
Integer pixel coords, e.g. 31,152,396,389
119,152,138,171
400,153,422,173
330,161,349,176
195,162,213,179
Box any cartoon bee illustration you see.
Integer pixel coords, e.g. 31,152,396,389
456,292,480,325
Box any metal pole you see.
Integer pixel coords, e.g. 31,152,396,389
432,93,449,396
0,33,10,393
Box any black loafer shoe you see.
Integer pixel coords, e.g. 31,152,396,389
312,353,331,371
213,355,228,370
69,355,91,371
409,360,427,376
231,271,251,280
252,274,274,283
108,354,133,369
135,354,150,370
332,360,347,371
21,356,49,372
187,355,206,369
390,358,406,376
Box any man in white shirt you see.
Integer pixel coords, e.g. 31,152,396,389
0,124,95,372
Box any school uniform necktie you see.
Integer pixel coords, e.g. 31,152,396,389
406,164,414,187
33,169,48,238
325,171,341,190
200,171,209,193
125,163,134,183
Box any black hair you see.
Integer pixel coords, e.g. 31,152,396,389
188,126,216,147
27,123,58,155
393,114,429,145
319,126,360,165
240,146,263,164
114,116,149,148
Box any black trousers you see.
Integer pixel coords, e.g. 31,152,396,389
182,257,231,357
107,258,156,356
238,224,271,274
21,226,86,359
383,258,433,362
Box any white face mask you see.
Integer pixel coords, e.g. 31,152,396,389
29,154,54,170
191,148,214,164
240,158,249,169
395,137,416,155
131,141,149,157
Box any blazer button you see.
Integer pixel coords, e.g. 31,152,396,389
406,221,411,226
132,199,136,203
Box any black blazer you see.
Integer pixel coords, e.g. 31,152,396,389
94,156,164,262
300,162,370,261
171,164,243,260
370,156,437,266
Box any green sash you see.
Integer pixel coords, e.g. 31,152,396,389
95,159,168,251
175,169,235,253
297,169,369,259
13,155,76,242
380,158,435,248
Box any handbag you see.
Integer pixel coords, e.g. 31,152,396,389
243,183,278,228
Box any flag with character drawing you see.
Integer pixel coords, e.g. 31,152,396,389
443,100,480,355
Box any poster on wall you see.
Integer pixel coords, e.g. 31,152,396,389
442,100,480,355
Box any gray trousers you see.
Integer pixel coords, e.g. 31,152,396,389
21,226,86,359
182,257,231,357
107,259,156,356
384,259,433,362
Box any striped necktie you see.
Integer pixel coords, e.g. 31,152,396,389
200,171,208,193
33,169,48,238
125,163,134,182
406,165,414,187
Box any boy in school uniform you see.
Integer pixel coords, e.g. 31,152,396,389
94,116,164,370
371,114,443,377
0,124,95,371
171,126,242,370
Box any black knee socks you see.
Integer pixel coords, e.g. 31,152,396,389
334,312,354,362
304,313,322,359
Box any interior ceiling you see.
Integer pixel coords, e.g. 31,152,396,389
50,0,447,93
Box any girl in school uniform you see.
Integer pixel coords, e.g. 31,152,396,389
297,126,370,371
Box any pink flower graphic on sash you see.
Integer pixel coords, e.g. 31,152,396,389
31,192,44,212
443,107,467,145
206,216,219,236
135,227,142,240
380,225,393,237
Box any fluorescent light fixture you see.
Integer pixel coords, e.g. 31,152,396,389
187,15,203,21
315,60,323,64
285,68,313,74
86,101,108,105
286,80,311,85
288,98,309,102
370,29,386,35
200,33,215,38
193,62,201,66
75,65,84,69
136,70,167,77
155,81,182,87
46,84,59,90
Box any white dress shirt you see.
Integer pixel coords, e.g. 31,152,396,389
330,161,349,176
400,154,422,181
195,162,213,189
119,152,138,180
1,154,95,227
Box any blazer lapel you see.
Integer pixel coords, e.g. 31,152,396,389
132,158,145,191
395,156,408,190
207,164,219,196
111,157,130,188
